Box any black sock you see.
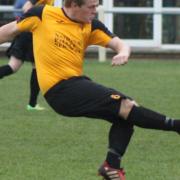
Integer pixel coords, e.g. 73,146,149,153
0,65,13,79
106,150,121,169
107,122,134,169
28,68,40,107
127,106,180,133
173,120,180,133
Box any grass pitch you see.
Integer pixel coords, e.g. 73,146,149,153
0,58,180,180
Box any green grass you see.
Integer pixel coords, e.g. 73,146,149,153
0,58,180,180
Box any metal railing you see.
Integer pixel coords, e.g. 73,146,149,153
0,5,21,12
97,6,180,61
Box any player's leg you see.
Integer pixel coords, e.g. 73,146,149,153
0,64,13,79
0,31,31,80
27,67,39,108
44,76,133,179
26,44,44,110
44,76,180,180
119,99,180,134
8,56,23,72
98,99,180,179
0,40,23,79
98,121,133,180
26,66,44,110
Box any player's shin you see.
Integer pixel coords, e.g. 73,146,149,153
0,65,13,78
106,122,134,169
127,105,180,134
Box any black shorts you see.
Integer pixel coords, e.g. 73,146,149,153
6,32,34,62
44,76,132,123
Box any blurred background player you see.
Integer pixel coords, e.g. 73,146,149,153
0,0,56,110
14,0,27,17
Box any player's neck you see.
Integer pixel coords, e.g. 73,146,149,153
62,7,81,24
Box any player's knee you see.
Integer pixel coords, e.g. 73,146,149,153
8,56,23,72
118,99,138,120
10,65,19,73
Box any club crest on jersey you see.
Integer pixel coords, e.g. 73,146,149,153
110,94,121,100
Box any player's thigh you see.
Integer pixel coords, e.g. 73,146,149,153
45,76,132,122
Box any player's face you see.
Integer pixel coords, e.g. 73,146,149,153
75,0,99,23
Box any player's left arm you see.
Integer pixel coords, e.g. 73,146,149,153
107,37,131,66
89,19,131,66
0,21,20,43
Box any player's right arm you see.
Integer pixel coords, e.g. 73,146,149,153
0,0,40,43
0,5,44,44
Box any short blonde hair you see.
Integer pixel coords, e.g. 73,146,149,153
64,0,85,7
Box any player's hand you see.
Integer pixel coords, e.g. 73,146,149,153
111,53,129,66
